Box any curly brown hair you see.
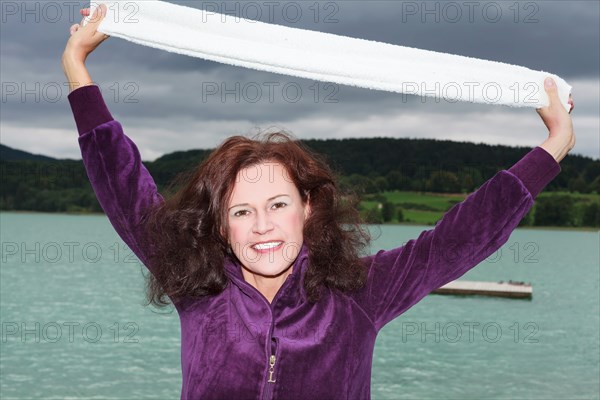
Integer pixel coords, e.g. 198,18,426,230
141,131,370,308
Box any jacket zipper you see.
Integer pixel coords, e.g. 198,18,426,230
268,354,276,383
263,337,278,399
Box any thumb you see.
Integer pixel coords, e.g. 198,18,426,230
542,77,560,108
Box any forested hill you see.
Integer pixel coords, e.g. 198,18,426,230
147,137,599,194
302,137,592,178
1,138,598,216
0,144,56,161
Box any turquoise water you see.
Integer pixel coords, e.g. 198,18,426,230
1,213,598,399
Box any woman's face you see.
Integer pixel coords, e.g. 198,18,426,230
226,162,310,278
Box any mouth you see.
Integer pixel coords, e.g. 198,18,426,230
251,241,284,253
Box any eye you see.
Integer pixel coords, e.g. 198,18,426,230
272,202,287,210
233,209,250,217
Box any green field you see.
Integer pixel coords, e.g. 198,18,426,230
360,191,465,225
377,191,465,209
361,190,600,226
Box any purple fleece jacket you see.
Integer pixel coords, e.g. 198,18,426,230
68,85,560,400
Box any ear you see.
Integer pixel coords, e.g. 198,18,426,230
303,197,312,220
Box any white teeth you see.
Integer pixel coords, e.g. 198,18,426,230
252,241,282,250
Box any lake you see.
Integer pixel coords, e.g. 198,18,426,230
1,212,598,399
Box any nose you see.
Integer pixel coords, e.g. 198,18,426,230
252,210,274,234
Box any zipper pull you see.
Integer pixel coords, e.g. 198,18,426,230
267,354,276,383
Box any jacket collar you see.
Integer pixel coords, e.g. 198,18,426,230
223,242,311,305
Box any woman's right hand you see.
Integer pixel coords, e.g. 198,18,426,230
63,4,109,65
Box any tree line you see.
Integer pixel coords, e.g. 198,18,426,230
1,138,598,227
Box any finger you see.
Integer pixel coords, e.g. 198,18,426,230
80,8,90,16
568,96,574,114
70,23,80,35
87,3,107,26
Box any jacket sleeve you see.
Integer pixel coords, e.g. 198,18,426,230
68,85,164,273
355,147,560,331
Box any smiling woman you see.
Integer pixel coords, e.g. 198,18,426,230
62,4,576,400
140,133,369,309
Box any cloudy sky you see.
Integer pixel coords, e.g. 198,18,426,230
1,0,598,161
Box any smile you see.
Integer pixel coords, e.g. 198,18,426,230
251,241,284,252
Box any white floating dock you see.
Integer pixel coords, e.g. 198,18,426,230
431,280,532,299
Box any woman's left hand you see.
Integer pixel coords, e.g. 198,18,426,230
536,77,575,163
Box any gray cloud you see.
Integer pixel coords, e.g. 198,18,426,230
1,0,598,160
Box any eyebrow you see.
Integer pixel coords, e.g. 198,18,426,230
228,194,290,211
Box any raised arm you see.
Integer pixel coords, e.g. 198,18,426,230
62,5,164,271
67,87,164,270
355,78,575,331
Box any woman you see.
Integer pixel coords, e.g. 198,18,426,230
63,5,575,399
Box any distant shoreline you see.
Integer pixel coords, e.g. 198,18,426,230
376,220,599,232
2,210,597,232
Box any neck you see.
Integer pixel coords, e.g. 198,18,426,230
241,266,294,303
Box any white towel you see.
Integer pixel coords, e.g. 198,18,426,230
85,0,572,111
